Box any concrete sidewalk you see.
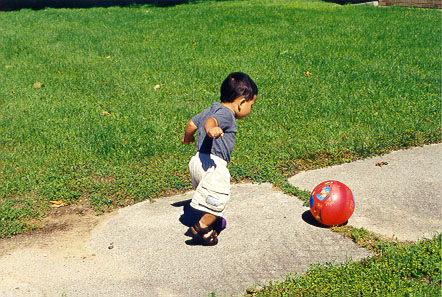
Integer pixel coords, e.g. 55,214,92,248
289,143,441,242
0,144,440,297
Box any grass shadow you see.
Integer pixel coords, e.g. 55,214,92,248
1,0,195,11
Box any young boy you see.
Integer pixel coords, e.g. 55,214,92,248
181,72,258,246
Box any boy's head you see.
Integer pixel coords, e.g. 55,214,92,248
220,72,258,103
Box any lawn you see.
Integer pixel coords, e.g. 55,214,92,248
251,231,441,296
0,0,440,293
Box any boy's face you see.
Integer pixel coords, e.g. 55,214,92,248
235,95,257,119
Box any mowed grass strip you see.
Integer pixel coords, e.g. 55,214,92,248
249,233,441,296
0,0,440,237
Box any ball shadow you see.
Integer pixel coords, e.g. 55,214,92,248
301,210,330,228
302,210,349,228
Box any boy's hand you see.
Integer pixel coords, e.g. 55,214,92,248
207,127,224,138
182,119,197,144
181,135,195,144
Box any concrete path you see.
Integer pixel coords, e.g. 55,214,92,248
0,144,440,297
289,143,441,242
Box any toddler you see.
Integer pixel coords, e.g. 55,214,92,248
181,72,258,245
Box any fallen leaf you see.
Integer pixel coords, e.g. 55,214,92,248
10,91,16,95
192,42,197,46
154,84,162,89
304,71,312,77
376,161,388,167
5,65,13,69
102,111,112,115
50,200,67,208
246,288,259,294
105,56,111,59
33,82,44,89
168,91,173,95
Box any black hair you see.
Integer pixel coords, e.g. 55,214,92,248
220,72,258,103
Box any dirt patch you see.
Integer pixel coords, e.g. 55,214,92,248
0,203,116,258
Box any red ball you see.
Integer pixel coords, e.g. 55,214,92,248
309,180,355,226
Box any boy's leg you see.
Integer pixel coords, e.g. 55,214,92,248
190,155,230,217
199,214,226,232
191,213,226,238
190,213,218,245
190,213,217,238
212,216,227,234
198,213,217,228
188,154,229,245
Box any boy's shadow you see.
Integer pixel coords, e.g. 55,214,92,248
172,199,224,246
171,199,202,228
171,199,198,245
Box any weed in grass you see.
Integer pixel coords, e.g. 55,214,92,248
331,225,386,251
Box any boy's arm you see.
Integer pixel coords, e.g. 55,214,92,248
204,117,224,138
181,119,197,144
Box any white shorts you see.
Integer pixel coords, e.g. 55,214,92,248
188,153,231,217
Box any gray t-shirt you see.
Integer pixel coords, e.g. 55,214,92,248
192,101,237,163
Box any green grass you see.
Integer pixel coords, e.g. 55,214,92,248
249,232,441,296
0,0,440,237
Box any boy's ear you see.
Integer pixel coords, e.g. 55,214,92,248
237,98,246,111
235,97,246,111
